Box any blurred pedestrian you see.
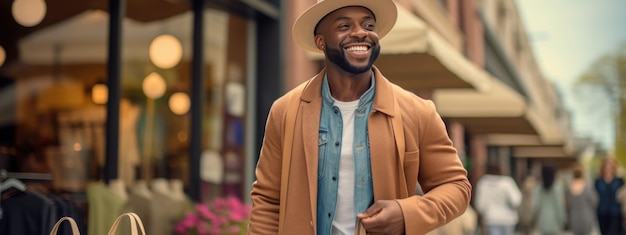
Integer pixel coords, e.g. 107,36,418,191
474,163,522,235
566,163,598,235
532,164,567,235
517,174,536,235
594,157,624,235
426,205,477,235
616,180,626,231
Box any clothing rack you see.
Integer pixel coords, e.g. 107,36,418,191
0,169,53,218
1,169,87,235
5,171,53,181
0,169,13,219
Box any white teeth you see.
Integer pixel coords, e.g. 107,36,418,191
347,46,368,52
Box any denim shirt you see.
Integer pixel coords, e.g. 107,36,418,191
317,73,375,235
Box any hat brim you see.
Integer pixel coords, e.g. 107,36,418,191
293,0,398,53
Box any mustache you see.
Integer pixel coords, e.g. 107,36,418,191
340,39,376,47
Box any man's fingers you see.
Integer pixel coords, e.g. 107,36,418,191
357,208,380,219
357,202,383,218
358,200,405,235
358,203,388,229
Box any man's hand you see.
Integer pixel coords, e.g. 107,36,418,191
357,200,405,235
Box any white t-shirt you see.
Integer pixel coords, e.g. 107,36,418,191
331,98,359,235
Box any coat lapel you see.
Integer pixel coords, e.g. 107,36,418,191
302,99,320,227
300,71,325,230
369,66,406,199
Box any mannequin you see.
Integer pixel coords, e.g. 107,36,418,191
169,179,187,201
151,178,170,197
150,178,179,235
133,180,152,199
108,179,128,201
123,179,153,234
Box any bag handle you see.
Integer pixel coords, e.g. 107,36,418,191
354,218,366,235
107,212,147,235
49,217,81,235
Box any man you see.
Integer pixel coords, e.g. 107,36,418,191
249,0,471,234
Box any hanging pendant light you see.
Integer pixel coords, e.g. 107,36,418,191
91,82,108,104
0,45,6,67
168,92,190,115
149,34,183,69
142,72,166,99
12,0,47,27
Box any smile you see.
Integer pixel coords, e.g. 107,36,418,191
345,45,370,52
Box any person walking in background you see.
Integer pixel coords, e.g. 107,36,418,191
474,163,522,235
247,0,472,234
426,205,477,235
566,163,598,235
532,164,567,235
615,175,626,232
595,157,624,235
517,174,536,235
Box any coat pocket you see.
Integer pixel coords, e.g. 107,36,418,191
404,150,419,194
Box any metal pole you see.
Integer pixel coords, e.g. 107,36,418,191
189,0,205,202
104,0,125,184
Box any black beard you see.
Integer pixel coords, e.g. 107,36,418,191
325,44,380,74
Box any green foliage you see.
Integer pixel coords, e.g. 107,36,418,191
575,42,626,167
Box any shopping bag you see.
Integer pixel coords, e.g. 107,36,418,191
107,212,147,235
354,218,366,235
49,217,81,235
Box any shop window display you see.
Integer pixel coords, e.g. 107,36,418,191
0,2,252,234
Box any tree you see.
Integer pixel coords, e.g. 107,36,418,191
575,42,626,165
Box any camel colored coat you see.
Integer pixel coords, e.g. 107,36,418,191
249,67,471,235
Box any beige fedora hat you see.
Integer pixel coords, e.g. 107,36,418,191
292,0,398,53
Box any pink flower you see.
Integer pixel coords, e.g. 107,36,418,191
180,213,199,228
229,210,246,222
196,204,214,219
197,221,208,235
175,196,251,235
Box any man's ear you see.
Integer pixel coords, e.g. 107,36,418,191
314,35,325,50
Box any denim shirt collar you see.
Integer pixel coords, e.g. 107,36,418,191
321,71,376,107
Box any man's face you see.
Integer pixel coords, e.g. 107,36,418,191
315,6,381,74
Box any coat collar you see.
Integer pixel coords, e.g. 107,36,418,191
300,66,398,117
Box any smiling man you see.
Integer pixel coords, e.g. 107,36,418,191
248,1,471,235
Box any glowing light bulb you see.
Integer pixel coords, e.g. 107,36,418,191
168,92,190,115
142,72,166,99
12,0,47,27
149,34,183,69
0,45,6,67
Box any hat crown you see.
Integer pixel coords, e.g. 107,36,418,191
292,0,398,53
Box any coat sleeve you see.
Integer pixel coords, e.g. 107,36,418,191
397,100,472,235
248,98,287,234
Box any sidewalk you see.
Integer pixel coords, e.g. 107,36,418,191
515,228,599,235
515,232,574,235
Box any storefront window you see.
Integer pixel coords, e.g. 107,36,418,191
0,0,272,234
1,1,253,232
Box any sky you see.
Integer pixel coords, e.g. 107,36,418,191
515,0,626,150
